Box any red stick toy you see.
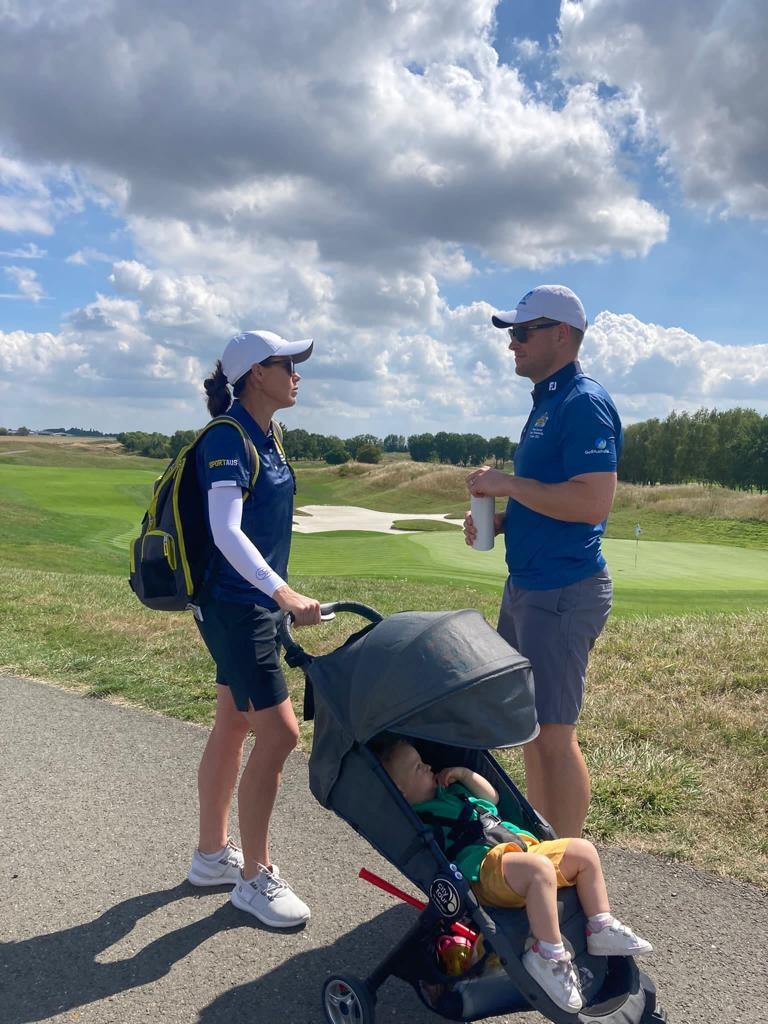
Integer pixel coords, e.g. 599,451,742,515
359,867,478,942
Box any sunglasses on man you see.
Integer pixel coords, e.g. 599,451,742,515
507,320,562,343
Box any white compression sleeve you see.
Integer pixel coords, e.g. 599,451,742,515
207,485,287,597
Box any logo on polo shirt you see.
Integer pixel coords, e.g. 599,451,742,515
584,437,610,455
528,412,549,440
208,458,239,468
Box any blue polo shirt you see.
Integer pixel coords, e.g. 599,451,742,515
505,361,623,590
195,401,294,609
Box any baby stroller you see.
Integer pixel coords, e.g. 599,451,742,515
281,602,667,1024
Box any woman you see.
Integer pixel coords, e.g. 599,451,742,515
186,328,321,928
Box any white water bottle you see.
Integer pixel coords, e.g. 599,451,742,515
470,495,495,551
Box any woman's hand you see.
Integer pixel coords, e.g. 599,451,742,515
273,585,322,626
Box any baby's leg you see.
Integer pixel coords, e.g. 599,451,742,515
558,837,610,917
559,840,653,956
500,852,561,944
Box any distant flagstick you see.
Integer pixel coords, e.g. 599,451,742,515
634,523,642,569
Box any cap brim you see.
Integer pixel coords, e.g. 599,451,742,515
491,311,518,328
283,338,314,362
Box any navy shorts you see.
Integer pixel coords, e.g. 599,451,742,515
497,570,612,725
195,601,289,712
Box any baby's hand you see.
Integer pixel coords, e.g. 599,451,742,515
435,766,467,788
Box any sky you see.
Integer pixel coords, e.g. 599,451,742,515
1,0,767,440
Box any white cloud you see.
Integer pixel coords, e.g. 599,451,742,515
0,0,667,270
559,0,768,218
0,242,46,258
65,247,111,265
3,284,767,438
1,266,44,301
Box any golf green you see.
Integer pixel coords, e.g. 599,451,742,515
290,530,768,617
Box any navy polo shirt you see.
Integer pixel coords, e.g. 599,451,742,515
196,401,294,609
504,361,623,590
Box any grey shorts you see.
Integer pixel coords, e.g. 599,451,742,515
497,570,612,726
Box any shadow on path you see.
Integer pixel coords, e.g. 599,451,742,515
0,883,242,1024
199,904,447,1024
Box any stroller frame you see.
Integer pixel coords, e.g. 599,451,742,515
282,602,668,1024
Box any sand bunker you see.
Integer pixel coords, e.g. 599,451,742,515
293,504,463,534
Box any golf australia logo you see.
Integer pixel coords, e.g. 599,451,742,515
584,437,610,456
529,412,549,440
429,877,461,918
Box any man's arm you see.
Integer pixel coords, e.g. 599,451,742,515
466,467,616,526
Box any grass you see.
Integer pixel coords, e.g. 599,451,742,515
0,566,764,887
0,438,766,886
390,518,461,532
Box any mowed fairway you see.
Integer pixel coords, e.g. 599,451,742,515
0,462,157,574
2,454,768,615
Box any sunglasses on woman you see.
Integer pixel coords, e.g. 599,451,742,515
259,357,296,373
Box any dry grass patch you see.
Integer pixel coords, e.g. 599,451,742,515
576,613,767,885
615,482,768,521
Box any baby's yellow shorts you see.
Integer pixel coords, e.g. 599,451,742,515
471,837,573,908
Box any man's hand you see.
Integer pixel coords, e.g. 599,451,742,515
273,585,322,626
462,510,477,547
463,509,505,546
466,466,513,498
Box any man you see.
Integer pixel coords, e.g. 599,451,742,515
465,285,622,838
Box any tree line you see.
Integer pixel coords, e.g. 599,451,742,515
620,408,768,491
116,427,515,466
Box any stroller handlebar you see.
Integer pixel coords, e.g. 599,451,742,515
279,601,384,664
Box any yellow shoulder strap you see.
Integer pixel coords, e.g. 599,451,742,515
199,415,260,496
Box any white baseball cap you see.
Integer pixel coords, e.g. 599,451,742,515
221,329,314,385
491,285,587,332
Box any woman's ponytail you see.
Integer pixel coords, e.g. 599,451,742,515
203,360,232,416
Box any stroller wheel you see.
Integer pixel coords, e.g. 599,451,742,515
322,974,376,1024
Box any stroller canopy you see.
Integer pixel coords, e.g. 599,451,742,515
308,609,537,806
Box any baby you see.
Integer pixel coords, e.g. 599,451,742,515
380,739,652,1014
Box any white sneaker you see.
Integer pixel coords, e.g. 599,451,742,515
187,839,244,887
523,946,583,1013
230,865,310,928
587,919,653,957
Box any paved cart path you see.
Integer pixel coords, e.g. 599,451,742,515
1,675,765,1024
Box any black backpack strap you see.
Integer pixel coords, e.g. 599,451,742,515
270,420,296,495
191,415,260,604
212,415,259,498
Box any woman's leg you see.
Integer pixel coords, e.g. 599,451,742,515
197,685,251,853
501,853,562,944
237,696,300,879
558,838,610,918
